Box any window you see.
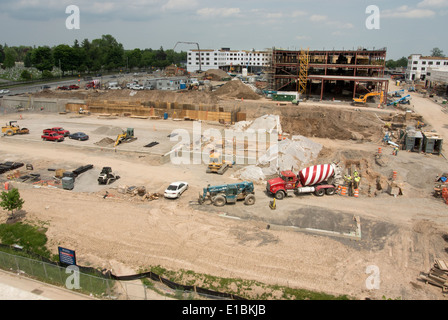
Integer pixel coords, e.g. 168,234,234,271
413,67,417,70
427,72,431,76
413,61,418,64
422,61,426,65
421,67,425,71
436,62,441,65
429,61,433,65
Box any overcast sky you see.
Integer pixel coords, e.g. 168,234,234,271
0,0,447,60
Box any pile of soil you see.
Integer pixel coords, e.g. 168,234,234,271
94,137,115,147
213,80,261,100
205,69,229,81
280,106,383,141
93,126,124,136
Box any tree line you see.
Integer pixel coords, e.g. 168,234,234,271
0,34,187,78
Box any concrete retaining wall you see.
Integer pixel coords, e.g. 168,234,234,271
0,96,85,114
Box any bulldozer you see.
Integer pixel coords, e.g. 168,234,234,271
206,152,233,175
1,121,30,136
114,128,137,147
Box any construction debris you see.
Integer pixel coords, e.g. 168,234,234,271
419,259,448,293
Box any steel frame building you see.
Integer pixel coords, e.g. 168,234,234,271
267,48,389,103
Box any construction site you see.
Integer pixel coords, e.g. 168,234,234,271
0,49,448,300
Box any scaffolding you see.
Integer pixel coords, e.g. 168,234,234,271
298,48,309,95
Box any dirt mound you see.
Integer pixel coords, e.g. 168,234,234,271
93,126,124,136
205,69,229,81
94,137,115,147
280,107,383,141
213,80,261,100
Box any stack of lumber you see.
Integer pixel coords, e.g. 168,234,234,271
419,259,448,293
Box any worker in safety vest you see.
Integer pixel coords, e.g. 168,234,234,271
353,171,361,189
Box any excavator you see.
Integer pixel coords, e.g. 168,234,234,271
352,91,384,105
114,128,137,147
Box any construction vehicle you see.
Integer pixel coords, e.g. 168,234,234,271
98,167,120,185
387,95,411,106
266,163,343,200
114,128,137,147
198,181,255,207
388,89,404,98
206,152,233,175
352,91,384,105
1,121,30,136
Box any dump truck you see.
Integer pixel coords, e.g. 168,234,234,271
266,163,342,200
2,121,30,136
206,152,233,175
98,167,120,185
198,181,255,207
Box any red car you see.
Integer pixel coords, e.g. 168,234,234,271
41,132,64,142
69,85,79,90
57,86,69,90
43,127,70,137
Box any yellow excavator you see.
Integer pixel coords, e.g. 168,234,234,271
352,91,384,105
1,121,30,136
206,152,233,175
114,128,137,147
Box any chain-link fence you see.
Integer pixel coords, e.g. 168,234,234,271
0,250,238,300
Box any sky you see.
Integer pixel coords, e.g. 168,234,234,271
0,0,447,60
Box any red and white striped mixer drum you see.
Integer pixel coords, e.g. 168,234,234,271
298,164,335,187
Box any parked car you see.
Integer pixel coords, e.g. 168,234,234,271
68,132,89,141
43,127,70,137
144,85,154,90
57,86,69,90
130,84,144,90
41,132,64,142
164,182,189,199
69,85,79,90
0,89,11,94
41,85,51,90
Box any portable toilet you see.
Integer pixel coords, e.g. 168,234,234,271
404,130,423,153
62,177,74,190
422,132,443,155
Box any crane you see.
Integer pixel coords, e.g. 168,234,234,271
173,41,202,72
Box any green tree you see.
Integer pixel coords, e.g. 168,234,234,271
431,47,445,57
53,44,75,76
0,188,25,217
20,70,32,80
31,46,54,73
3,48,17,68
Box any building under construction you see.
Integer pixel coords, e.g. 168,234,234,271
266,47,389,103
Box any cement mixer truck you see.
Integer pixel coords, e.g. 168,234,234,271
266,163,342,200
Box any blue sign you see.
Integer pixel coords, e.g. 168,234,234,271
58,247,76,265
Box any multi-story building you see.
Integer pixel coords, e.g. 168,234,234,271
186,48,271,73
268,47,389,101
405,54,448,81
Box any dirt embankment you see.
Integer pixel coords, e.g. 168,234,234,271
280,107,383,142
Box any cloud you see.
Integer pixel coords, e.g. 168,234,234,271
197,7,241,18
162,0,198,11
382,5,436,18
309,15,327,22
417,0,448,8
